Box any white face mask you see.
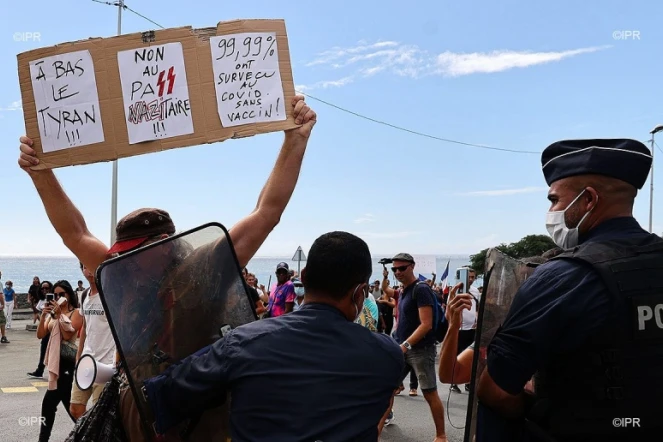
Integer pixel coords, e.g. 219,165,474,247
294,287,305,297
546,189,596,249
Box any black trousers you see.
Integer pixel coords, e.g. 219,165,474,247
402,365,419,389
380,313,394,335
39,357,75,442
36,333,50,373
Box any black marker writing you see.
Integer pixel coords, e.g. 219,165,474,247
37,105,97,142
127,98,190,124
51,84,79,102
135,47,165,63
214,33,283,125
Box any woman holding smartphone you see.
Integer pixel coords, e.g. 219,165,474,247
36,280,83,442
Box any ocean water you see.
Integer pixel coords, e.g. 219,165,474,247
0,256,474,293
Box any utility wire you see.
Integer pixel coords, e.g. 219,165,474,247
123,4,165,29
295,92,540,154
88,0,540,155
85,0,580,156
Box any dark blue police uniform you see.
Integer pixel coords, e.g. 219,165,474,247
481,139,663,441
144,302,404,442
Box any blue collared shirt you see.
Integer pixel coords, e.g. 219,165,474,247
145,302,404,441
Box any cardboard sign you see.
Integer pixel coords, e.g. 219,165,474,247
17,19,297,170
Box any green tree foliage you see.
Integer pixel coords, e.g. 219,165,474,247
469,235,556,275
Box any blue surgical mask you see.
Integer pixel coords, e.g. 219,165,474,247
295,287,305,297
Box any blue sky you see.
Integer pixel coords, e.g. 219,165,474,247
1,0,662,257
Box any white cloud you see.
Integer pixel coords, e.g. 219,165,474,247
302,41,610,87
306,41,400,67
436,47,609,77
457,187,548,196
356,231,422,239
0,100,22,111
354,213,375,224
295,76,354,92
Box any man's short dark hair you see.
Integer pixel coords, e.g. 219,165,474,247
303,231,372,299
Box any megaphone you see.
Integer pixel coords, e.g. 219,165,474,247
75,354,116,391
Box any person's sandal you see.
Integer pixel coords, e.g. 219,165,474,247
396,385,405,395
409,389,417,396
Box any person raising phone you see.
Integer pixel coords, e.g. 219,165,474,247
36,280,83,442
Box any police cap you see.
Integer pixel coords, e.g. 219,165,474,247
541,139,652,189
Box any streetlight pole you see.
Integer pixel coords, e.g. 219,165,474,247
648,124,663,233
110,1,123,244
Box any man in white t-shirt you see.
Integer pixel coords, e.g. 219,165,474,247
70,262,117,419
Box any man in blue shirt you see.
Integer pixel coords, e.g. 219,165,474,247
143,231,405,441
3,281,15,330
477,139,663,441
383,252,448,442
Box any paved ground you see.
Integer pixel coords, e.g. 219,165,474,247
0,319,471,442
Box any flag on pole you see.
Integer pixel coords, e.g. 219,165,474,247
418,274,427,282
440,260,450,290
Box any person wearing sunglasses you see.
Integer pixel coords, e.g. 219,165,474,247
380,253,448,442
36,280,83,442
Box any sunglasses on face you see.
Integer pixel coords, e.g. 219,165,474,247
54,291,66,297
391,265,411,273
41,287,49,291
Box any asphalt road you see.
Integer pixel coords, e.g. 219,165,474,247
0,319,471,442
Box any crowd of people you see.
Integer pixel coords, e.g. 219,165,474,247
8,92,662,441
0,265,117,442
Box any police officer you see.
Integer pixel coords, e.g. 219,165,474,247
476,139,663,441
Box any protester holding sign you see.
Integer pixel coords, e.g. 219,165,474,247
18,94,316,441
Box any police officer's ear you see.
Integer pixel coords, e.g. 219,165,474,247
584,186,600,211
300,268,307,286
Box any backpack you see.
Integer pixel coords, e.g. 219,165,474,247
412,281,448,343
357,304,377,332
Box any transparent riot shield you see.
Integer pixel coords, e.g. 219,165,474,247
95,222,256,440
463,248,538,442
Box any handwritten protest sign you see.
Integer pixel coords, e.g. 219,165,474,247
118,42,193,144
412,255,437,275
29,50,104,153
210,32,286,127
17,19,297,169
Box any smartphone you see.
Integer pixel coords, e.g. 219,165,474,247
46,293,54,303
456,268,469,294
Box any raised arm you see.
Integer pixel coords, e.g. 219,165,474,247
229,95,316,268
381,267,395,298
17,142,109,273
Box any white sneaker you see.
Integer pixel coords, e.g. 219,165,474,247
384,410,394,426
